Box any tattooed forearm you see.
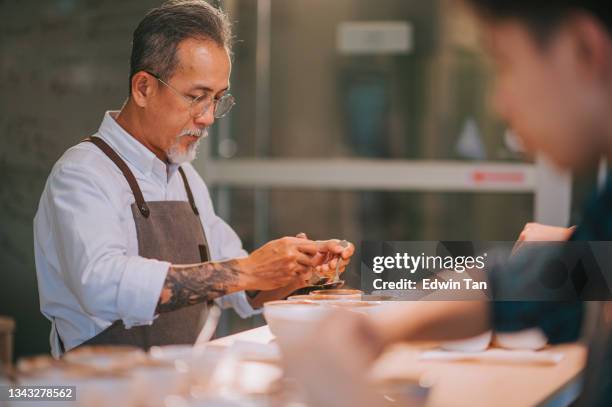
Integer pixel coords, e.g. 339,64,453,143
156,259,243,314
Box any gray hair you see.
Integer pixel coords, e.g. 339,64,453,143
129,0,233,93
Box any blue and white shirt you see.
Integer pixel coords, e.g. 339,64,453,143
34,111,257,358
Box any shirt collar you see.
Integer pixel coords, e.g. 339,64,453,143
97,111,179,183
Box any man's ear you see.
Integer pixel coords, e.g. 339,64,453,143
130,72,156,107
570,12,612,82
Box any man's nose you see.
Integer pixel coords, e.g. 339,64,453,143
193,105,215,128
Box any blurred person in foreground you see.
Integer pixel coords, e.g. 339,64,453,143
283,1,612,406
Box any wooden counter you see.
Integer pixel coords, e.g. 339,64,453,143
210,326,586,407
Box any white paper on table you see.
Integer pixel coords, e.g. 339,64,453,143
420,348,564,365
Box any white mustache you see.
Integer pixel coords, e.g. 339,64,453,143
179,128,207,139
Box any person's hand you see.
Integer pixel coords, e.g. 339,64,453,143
281,309,386,407
241,236,348,290
517,222,575,242
513,222,575,254
296,233,355,281
240,237,318,290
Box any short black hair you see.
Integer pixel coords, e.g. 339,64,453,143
464,0,612,39
129,0,233,93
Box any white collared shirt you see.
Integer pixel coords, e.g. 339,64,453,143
34,111,258,358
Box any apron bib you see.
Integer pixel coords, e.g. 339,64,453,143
77,136,214,350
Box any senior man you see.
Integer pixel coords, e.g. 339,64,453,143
33,0,353,357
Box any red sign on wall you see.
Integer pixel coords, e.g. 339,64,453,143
472,171,525,184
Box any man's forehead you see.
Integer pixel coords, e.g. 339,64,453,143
174,37,231,85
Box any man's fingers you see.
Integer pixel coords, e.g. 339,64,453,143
341,242,355,259
295,242,321,255
315,239,352,255
296,252,316,267
320,240,343,254
332,258,347,273
292,263,311,276
309,252,327,266
280,237,354,271
297,239,355,257
282,236,317,245
317,263,330,274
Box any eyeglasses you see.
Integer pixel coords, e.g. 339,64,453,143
145,71,236,119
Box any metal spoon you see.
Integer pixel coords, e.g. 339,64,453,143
332,240,350,284
306,239,350,289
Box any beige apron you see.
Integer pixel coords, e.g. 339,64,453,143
77,136,213,350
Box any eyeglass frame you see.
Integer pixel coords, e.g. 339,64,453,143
144,70,236,119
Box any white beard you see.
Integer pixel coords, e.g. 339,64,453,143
166,129,206,164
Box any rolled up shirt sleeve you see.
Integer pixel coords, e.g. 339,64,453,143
117,257,169,328
47,163,168,327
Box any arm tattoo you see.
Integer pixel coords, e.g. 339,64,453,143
156,260,242,314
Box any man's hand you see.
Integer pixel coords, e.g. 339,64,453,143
157,236,346,313
513,222,575,255
517,222,575,242
240,236,348,290
296,233,355,281
282,309,386,407
244,236,355,308
282,301,492,407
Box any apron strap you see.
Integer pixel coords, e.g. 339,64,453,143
82,136,150,218
178,166,199,216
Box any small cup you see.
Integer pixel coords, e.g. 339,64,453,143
310,289,363,300
321,300,386,316
263,301,329,353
